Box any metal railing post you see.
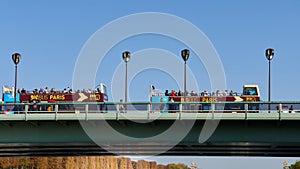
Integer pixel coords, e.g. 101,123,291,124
278,103,282,121
278,103,282,113
179,108,182,120
211,103,215,120
116,104,119,120
147,103,151,120
179,103,182,114
85,104,88,121
147,103,151,114
25,104,28,114
55,104,58,121
244,103,248,120
25,104,28,121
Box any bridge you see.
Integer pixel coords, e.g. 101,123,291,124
1,101,300,157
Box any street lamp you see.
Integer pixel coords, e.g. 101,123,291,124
266,48,274,103
181,49,190,102
266,48,274,113
12,53,21,103
122,51,130,103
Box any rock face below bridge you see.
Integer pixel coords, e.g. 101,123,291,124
0,156,189,169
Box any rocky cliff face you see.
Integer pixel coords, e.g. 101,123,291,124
0,156,188,169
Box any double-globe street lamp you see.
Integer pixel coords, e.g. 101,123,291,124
181,49,190,102
122,51,131,103
12,53,21,103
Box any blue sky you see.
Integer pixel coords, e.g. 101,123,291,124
1,1,300,101
1,1,300,168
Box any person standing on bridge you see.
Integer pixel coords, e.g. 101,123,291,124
165,90,169,96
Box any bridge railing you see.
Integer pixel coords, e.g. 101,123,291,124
0,101,299,113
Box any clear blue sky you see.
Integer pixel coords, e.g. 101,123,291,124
1,0,300,101
1,1,300,168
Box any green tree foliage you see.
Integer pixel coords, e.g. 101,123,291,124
0,156,192,169
167,163,190,169
290,161,300,169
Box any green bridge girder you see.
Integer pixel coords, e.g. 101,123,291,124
1,112,300,157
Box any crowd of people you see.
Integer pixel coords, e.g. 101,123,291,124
17,87,103,94
163,89,239,97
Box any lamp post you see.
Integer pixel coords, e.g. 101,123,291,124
266,48,274,106
266,48,274,112
122,51,130,103
12,53,21,104
181,49,190,102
